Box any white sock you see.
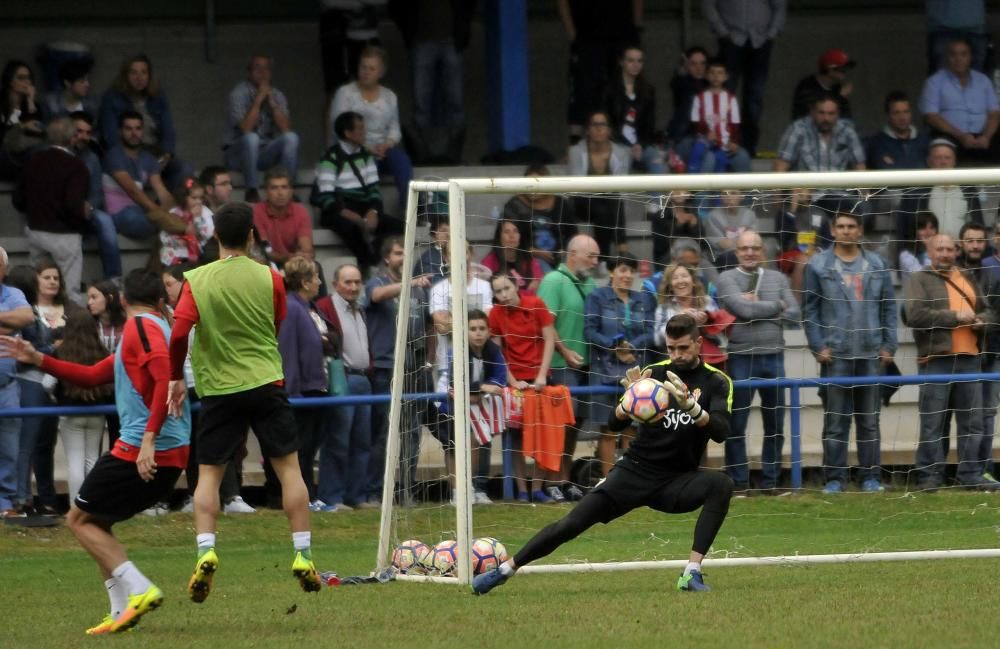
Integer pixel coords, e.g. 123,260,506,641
197,533,216,553
111,561,152,595
292,531,311,553
104,577,128,619
684,561,701,576
499,561,515,576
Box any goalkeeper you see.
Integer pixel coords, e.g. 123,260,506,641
473,313,733,594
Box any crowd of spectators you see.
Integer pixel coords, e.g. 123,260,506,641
4,2,1000,515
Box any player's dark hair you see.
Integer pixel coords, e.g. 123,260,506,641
118,109,143,129
608,252,639,272
429,212,449,235
833,211,862,227
684,45,708,60
198,165,229,187
165,261,195,283
959,221,987,240
381,236,404,259
59,56,93,85
490,218,534,279
883,90,910,113
468,308,489,325
334,111,363,140
524,162,550,177
57,311,114,402
68,109,93,126
811,92,840,110
489,271,517,292
263,166,290,187
707,58,728,72
665,313,699,341
213,202,255,249
123,269,166,308
4,265,38,305
89,279,127,328
915,212,939,232
35,257,68,306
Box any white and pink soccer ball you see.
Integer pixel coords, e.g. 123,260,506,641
621,377,672,424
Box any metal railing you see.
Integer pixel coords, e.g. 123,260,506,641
1,371,995,491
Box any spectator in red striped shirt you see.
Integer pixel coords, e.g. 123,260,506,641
688,59,752,174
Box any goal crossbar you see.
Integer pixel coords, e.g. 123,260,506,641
411,168,1000,196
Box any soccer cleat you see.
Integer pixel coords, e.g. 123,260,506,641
472,567,510,595
677,570,710,592
109,584,164,632
562,484,585,502
84,615,115,636
292,552,322,593
188,549,219,603
822,480,843,494
472,490,494,505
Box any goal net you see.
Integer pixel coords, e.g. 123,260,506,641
375,168,1000,585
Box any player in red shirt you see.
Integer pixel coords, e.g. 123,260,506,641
0,270,190,634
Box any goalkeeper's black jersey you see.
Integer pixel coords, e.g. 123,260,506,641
608,358,733,477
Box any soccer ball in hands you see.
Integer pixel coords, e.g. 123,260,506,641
392,539,432,574
431,540,459,575
471,537,509,575
620,377,671,424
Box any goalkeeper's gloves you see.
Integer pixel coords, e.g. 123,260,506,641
664,371,704,420
619,365,652,391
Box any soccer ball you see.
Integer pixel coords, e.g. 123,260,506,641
392,539,431,574
471,537,509,575
621,377,671,424
431,539,459,575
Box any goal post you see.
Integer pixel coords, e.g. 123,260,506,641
378,168,1000,585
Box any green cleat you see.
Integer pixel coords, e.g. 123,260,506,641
109,585,164,632
188,549,219,603
292,552,322,593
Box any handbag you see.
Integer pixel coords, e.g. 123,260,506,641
327,356,349,396
704,308,737,336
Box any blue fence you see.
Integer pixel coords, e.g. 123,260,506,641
1,372,997,491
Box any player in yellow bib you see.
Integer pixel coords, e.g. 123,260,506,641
167,203,322,602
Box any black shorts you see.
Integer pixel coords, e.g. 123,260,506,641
197,383,299,465
589,459,730,523
75,453,183,523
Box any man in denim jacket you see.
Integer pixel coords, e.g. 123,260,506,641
804,212,897,494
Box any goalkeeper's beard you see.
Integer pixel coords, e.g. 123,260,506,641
671,354,700,371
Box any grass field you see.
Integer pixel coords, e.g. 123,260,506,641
2,492,999,649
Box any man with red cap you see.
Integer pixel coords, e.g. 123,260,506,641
791,48,855,120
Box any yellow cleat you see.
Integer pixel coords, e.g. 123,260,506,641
292,552,322,593
109,585,164,633
187,549,219,603
85,615,114,636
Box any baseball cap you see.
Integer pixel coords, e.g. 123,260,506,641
819,48,856,71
